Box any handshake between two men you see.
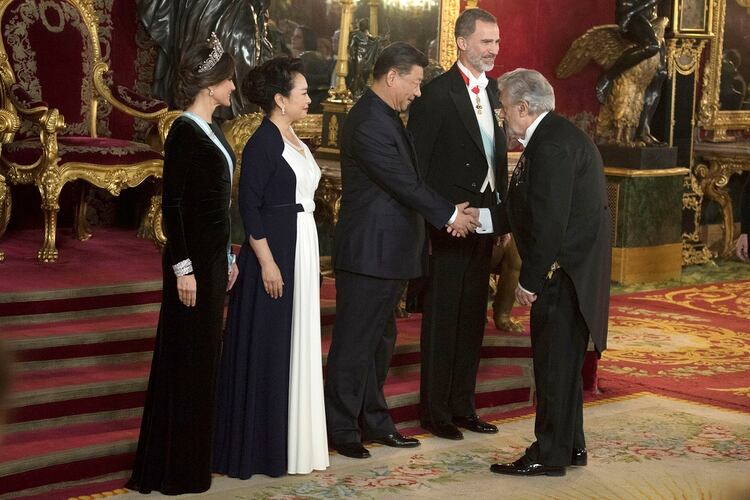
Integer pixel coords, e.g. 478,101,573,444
446,201,480,238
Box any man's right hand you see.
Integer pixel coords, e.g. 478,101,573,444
447,201,480,237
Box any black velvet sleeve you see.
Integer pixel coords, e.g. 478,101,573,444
161,119,196,266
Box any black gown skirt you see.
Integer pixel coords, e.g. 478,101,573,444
213,117,299,479
126,117,233,494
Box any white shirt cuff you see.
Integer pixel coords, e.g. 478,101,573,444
475,208,494,234
518,282,535,295
447,207,458,225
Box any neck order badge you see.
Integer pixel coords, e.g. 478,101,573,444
459,69,483,115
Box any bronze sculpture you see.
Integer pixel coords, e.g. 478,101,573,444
595,0,662,103
347,19,384,100
556,10,669,146
490,239,523,332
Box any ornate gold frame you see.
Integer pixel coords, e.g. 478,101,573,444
697,0,750,141
671,0,714,37
0,0,169,262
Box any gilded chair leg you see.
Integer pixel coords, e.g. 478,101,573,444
38,206,60,262
0,174,10,263
143,194,166,250
137,180,160,239
37,181,61,263
73,181,92,241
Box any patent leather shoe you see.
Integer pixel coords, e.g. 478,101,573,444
490,457,566,477
453,415,498,434
372,432,420,448
421,422,464,440
333,442,370,459
571,448,587,466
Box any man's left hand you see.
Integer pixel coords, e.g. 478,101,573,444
515,284,537,306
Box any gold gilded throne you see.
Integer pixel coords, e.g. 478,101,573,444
0,0,171,262
0,106,19,262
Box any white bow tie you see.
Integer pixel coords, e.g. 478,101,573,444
469,73,489,92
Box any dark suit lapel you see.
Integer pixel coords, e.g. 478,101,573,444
448,65,486,162
486,81,506,165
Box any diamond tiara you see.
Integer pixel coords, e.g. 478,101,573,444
197,32,225,73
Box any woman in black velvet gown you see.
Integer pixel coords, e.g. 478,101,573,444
126,35,238,495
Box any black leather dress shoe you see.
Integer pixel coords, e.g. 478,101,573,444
422,422,464,440
333,442,370,459
453,415,498,434
490,458,565,477
571,448,587,466
371,432,420,448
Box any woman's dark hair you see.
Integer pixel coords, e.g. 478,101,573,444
173,40,236,109
372,42,428,80
297,26,317,52
243,56,304,114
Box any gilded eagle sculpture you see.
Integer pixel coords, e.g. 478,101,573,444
556,16,669,146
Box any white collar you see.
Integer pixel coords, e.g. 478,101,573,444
456,60,488,90
518,111,549,148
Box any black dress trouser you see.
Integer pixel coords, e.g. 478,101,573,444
324,269,404,444
525,269,589,466
419,190,495,426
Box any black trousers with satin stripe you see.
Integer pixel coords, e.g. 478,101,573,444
324,270,403,444
525,269,588,466
419,218,494,426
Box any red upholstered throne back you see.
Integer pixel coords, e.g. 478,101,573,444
2,0,99,139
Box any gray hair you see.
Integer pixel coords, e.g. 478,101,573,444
497,68,555,115
455,8,497,39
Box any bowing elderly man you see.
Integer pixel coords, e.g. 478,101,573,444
491,69,611,477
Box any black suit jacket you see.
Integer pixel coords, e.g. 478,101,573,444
407,63,508,230
501,112,612,352
333,89,455,280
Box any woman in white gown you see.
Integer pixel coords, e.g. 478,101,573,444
214,57,329,478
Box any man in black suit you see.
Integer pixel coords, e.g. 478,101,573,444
407,8,508,441
325,42,479,459
489,69,611,477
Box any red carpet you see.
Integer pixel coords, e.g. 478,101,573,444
0,227,161,293
0,229,534,497
600,280,750,412
6,229,746,498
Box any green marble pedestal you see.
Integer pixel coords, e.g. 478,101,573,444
605,167,690,284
